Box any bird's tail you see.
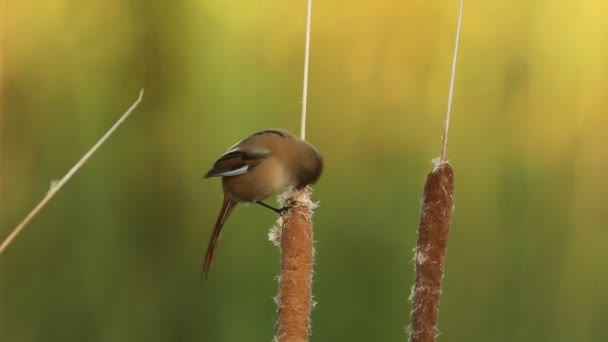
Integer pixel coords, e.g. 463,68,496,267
202,195,236,279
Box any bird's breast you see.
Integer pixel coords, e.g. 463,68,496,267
223,157,293,203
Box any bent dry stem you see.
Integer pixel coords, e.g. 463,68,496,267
409,162,454,342
0,89,144,255
270,187,316,342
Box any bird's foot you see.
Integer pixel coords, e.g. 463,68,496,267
256,201,292,215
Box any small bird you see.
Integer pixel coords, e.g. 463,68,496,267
202,129,323,278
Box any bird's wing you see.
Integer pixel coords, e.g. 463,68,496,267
204,149,269,178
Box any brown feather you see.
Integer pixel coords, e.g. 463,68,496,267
202,195,237,278
204,150,268,178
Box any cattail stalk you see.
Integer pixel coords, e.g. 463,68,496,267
409,162,454,341
269,0,317,340
270,187,316,342
408,0,462,339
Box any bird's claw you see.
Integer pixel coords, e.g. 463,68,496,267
256,201,293,215
278,205,293,214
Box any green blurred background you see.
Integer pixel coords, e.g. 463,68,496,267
2,1,608,341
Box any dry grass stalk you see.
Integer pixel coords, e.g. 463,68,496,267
0,89,144,255
270,187,316,342
409,161,454,342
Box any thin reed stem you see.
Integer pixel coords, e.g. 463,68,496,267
0,89,144,255
300,0,313,140
440,0,464,162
